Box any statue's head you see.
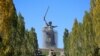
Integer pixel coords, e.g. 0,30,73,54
49,21,52,26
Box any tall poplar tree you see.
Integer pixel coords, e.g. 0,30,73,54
69,19,80,56
92,0,100,47
25,28,38,56
63,0,100,56
92,0,100,55
29,28,38,55
13,13,25,56
0,0,17,56
83,11,95,56
63,28,69,56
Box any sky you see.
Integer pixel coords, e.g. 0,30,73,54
13,0,90,48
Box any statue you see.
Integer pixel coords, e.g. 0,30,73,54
42,7,58,48
43,6,57,29
43,19,57,48
44,18,57,28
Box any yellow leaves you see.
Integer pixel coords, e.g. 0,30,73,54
96,0,100,5
0,0,38,56
93,0,100,49
93,0,100,17
64,0,100,56
0,0,17,56
4,46,10,54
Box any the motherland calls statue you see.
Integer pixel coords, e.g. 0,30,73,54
42,7,58,49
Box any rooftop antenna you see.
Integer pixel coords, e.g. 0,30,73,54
43,6,50,26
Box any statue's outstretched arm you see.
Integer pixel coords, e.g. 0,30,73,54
52,26,58,28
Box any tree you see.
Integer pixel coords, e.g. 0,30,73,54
64,19,84,56
0,0,18,56
82,11,95,56
71,19,83,56
92,0,100,47
92,0,100,55
13,13,25,56
29,28,38,55
67,19,81,56
25,28,38,56
90,0,96,10
63,28,69,56
63,0,100,56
